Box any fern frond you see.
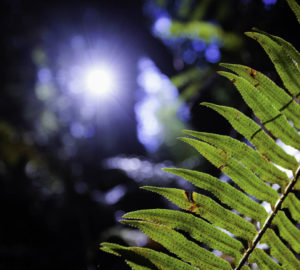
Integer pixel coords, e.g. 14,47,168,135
261,229,300,269
234,166,300,269
201,102,298,171
181,131,290,188
163,168,268,222
219,63,300,129
123,209,244,260
142,186,257,241
245,31,300,97
249,248,283,270
251,29,300,67
282,193,300,222
272,210,300,253
101,1,300,268
101,242,196,270
121,219,232,269
286,0,300,23
178,137,279,205
218,71,300,150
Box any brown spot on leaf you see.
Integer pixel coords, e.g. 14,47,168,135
231,78,236,83
261,153,269,161
254,83,259,87
250,68,257,77
218,164,228,170
188,204,198,212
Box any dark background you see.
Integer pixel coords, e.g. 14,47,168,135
0,0,298,269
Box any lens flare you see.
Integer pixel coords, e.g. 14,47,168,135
85,66,114,97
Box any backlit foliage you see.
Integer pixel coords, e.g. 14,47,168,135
101,0,300,269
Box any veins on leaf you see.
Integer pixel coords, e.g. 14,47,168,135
279,98,294,112
262,113,282,126
250,113,282,140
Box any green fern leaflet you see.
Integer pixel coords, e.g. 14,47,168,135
101,0,300,269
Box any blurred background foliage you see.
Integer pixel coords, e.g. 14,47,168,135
0,0,299,269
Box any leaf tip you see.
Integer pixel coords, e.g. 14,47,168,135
161,167,172,173
200,101,213,107
177,136,189,143
181,129,193,136
119,219,134,228
244,31,252,36
162,167,178,174
244,31,260,41
219,62,233,69
140,186,151,191
217,70,228,76
218,71,238,83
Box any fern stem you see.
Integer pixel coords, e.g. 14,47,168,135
235,165,300,270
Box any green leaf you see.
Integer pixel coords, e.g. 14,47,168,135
282,192,300,223
249,248,283,270
171,68,203,88
261,229,300,269
181,130,289,188
218,71,300,150
101,242,196,270
121,220,231,270
163,167,268,223
100,5,300,268
251,29,300,68
179,137,279,205
126,261,151,270
123,208,244,261
202,102,298,171
101,242,156,270
170,21,242,50
220,63,300,129
142,186,257,241
286,0,300,23
245,31,300,96
170,21,221,41
272,210,300,253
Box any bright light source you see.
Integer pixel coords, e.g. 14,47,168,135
85,66,114,97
